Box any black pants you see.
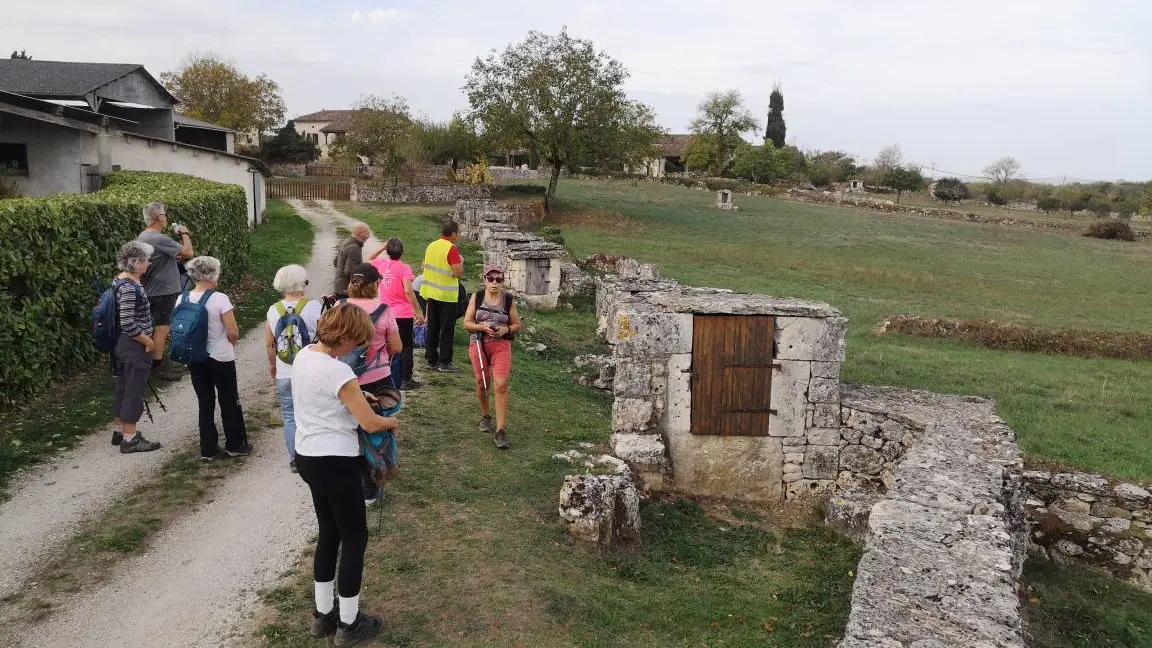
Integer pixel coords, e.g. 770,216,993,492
424,299,457,366
188,358,248,457
396,317,414,382
295,454,368,597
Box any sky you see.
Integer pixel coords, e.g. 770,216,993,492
4,0,1150,181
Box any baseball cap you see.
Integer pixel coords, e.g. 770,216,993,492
483,264,504,277
350,263,382,282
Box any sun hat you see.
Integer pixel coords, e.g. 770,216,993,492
483,264,504,277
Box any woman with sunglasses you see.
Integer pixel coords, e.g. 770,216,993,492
462,264,522,449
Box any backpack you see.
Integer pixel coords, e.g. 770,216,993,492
272,299,312,365
168,289,215,365
92,279,142,352
472,291,515,340
338,302,390,376
455,282,470,320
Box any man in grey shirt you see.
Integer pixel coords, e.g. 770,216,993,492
138,202,194,380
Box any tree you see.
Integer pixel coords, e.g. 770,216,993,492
328,94,413,179
983,156,1022,184
465,28,660,211
805,150,857,187
419,116,482,172
161,54,286,138
873,143,903,174
932,177,969,202
882,165,924,204
10,50,31,60
260,120,319,163
680,134,724,175
764,84,786,148
688,90,759,175
730,142,794,184
1036,196,1062,213
577,100,666,174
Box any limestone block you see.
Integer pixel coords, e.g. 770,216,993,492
782,436,807,446
861,435,884,450
611,398,654,434
768,360,810,437
611,311,693,356
664,432,784,501
841,427,863,443
807,427,841,446
1051,473,1110,496
808,376,840,404
840,445,886,475
664,354,692,434
612,433,669,472
811,361,841,379
775,316,847,362
1115,483,1151,506
613,361,653,398
803,446,839,479
825,487,882,543
558,474,641,549
808,403,841,429
784,452,805,464
879,419,908,443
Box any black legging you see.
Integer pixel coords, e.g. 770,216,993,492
295,454,368,597
396,317,414,382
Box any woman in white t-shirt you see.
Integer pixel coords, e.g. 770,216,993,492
177,256,249,461
292,303,397,644
264,264,324,473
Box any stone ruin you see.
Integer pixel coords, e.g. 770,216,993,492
714,189,739,210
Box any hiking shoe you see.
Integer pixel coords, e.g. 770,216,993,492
334,612,383,647
289,459,298,474
479,415,494,433
111,430,123,446
399,379,422,391
435,362,461,373
200,446,226,462
310,608,338,638
494,429,509,450
224,442,252,457
120,434,162,454
364,484,384,507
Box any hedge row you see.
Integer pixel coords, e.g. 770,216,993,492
0,171,250,406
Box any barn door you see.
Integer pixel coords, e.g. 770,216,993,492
525,259,550,294
690,315,776,436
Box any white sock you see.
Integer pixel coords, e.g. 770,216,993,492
338,594,360,625
314,581,334,614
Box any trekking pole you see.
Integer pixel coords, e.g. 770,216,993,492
148,380,168,413
473,333,488,393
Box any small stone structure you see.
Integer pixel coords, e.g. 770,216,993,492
846,179,865,193
715,189,737,210
1024,471,1152,591
558,474,641,549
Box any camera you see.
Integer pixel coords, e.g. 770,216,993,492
171,223,189,236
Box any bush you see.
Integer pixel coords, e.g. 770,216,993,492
932,177,969,202
498,184,547,196
1083,219,1135,241
1036,196,1062,212
1086,199,1113,217
535,225,565,246
986,188,1007,206
0,171,250,406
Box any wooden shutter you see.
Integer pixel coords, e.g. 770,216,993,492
690,315,776,436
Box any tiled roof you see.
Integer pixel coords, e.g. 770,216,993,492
663,134,694,157
0,59,153,97
294,109,357,123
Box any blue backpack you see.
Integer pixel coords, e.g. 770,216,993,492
169,289,215,365
338,302,390,376
272,299,312,365
92,279,142,352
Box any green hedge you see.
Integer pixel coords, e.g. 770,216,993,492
0,171,250,406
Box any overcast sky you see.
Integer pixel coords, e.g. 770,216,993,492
4,0,1150,181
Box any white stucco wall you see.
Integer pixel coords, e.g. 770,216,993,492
294,120,335,160
0,114,99,197
108,134,266,227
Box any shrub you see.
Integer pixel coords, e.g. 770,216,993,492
986,188,1007,206
1083,219,1135,241
0,171,250,407
498,184,547,196
932,177,970,202
1086,199,1113,217
535,225,565,246
1036,196,1062,212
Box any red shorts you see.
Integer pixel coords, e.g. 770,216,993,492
468,338,512,381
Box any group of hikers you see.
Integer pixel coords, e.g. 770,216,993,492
99,204,522,645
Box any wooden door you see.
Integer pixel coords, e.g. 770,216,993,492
525,259,550,294
690,315,776,436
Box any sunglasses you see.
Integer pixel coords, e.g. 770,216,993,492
485,275,504,283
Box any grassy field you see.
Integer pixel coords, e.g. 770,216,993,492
895,191,1152,232
1022,560,1152,647
256,202,862,647
0,199,313,495
537,179,1152,481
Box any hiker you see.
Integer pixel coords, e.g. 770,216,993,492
333,221,371,300
343,263,403,397
110,240,164,454
265,264,324,473
368,237,425,390
137,201,194,381
292,303,398,645
419,219,464,372
462,264,522,450
175,256,250,461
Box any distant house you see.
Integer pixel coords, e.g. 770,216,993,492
292,110,356,161
0,59,267,226
626,134,694,178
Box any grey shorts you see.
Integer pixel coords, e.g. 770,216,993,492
112,336,153,424
149,293,178,326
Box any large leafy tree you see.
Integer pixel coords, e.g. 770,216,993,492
932,177,969,202
260,120,319,163
730,142,794,184
688,90,758,175
882,165,925,204
765,84,786,148
10,50,31,60
466,29,661,210
328,94,413,178
161,54,286,138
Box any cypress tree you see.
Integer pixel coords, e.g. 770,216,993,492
765,85,786,148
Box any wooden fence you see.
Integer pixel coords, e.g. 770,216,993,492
267,178,351,201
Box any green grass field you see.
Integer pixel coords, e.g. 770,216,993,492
540,180,1152,481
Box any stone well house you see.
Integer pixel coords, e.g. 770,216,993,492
0,60,267,226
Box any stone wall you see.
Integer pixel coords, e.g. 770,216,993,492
268,162,307,177
1024,471,1152,591
489,166,540,181
353,183,490,203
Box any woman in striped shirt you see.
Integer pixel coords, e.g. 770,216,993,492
111,240,163,454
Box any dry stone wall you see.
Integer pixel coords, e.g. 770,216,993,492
353,183,490,203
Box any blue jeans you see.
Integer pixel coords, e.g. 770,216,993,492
276,377,296,459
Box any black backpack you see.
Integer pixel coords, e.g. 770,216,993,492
472,291,515,340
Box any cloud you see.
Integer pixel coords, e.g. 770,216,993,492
351,8,402,24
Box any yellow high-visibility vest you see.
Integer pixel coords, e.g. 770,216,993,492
420,238,459,302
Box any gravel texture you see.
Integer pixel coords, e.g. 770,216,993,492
0,200,365,647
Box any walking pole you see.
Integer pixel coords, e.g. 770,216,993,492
473,333,488,394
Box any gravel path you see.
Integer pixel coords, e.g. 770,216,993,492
0,200,362,647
